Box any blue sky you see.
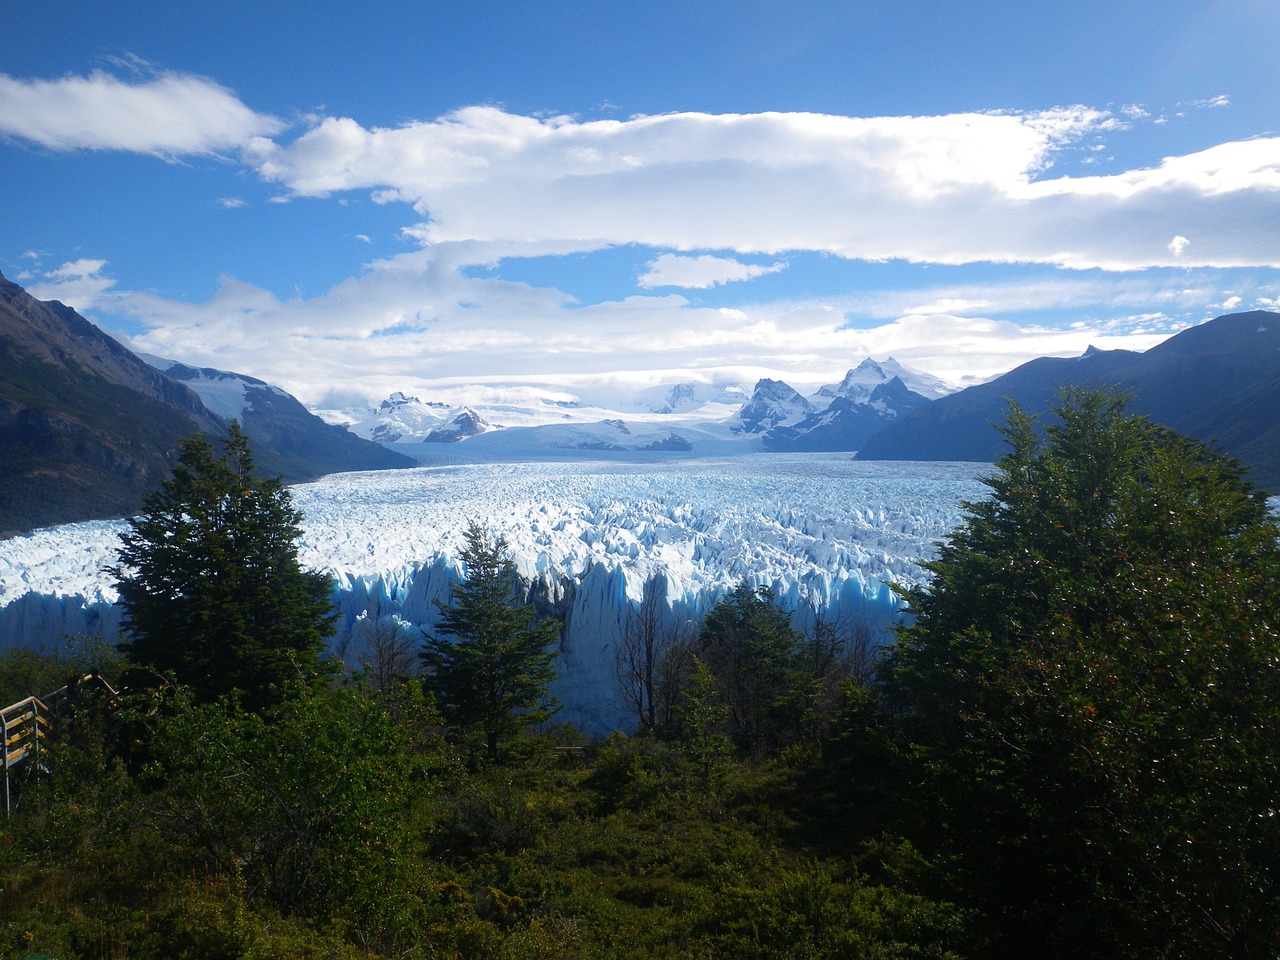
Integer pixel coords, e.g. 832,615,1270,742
3,0,1279,414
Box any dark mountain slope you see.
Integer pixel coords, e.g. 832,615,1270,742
154,360,414,480
1,273,413,534
0,273,226,533
857,311,1280,491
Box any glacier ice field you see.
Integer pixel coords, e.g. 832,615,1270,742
0,454,985,732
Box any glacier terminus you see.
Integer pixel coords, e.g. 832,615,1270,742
0,454,985,733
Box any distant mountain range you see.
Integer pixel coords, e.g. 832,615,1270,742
856,310,1280,492
0,272,412,535
6,262,1277,532
348,356,947,458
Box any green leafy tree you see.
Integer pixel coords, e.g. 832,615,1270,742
422,523,559,759
112,424,335,707
882,388,1280,958
697,582,800,755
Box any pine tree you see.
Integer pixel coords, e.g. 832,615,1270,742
422,523,559,759
112,424,334,707
882,387,1280,958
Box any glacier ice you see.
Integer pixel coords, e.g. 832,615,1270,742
0,454,984,732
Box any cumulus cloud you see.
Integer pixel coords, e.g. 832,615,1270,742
27,259,117,310
234,105,1280,272
638,254,787,289
0,69,283,154
66,242,1183,411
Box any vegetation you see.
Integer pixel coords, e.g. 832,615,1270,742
883,388,1280,958
111,423,335,707
4,391,1278,958
422,522,560,760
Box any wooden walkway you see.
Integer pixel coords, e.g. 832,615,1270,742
2,674,119,817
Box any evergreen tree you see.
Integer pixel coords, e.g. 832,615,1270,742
882,388,1280,958
112,424,334,706
422,523,559,759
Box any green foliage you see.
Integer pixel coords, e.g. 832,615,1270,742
423,522,560,760
0,640,121,706
112,423,335,708
134,682,429,950
696,583,801,755
882,387,1280,958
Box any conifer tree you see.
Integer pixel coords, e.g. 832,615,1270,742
422,523,559,759
112,424,334,706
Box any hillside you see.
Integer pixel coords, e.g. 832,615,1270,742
857,311,1280,492
0,273,412,534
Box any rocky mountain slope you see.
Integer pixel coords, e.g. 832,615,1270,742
0,273,411,534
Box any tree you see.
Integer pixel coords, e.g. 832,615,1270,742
112,424,334,707
421,523,559,759
696,582,800,755
881,388,1280,958
614,575,692,733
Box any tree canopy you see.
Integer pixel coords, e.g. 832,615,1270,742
421,522,559,759
882,387,1280,958
112,424,335,707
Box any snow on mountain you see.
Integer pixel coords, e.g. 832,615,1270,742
734,379,814,433
813,356,955,405
348,392,452,443
0,455,984,733
347,360,947,449
422,407,496,443
141,355,289,420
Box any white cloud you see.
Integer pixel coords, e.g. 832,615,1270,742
638,254,786,289
217,197,246,209
0,69,283,154
27,259,117,310
64,242,1185,412
236,105,1280,271
1169,235,1190,256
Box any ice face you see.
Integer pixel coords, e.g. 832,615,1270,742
0,454,985,731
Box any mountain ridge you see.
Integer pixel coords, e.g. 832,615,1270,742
856,310,1280,492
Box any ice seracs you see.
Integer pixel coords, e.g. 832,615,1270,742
0,455,984,734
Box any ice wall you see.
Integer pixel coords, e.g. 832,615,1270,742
0,456,983,732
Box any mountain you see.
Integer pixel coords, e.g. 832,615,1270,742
350,359,949,457
0,272,411,534
144,358,413,479
0,272,228,533
764,376,933,452
734,379,814,433
856,310,1280,491
814,356,954,403
421,407,495,443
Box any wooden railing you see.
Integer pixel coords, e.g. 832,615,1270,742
3,695,52,817
2,674,119,817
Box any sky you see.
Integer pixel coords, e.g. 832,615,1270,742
3,0,1279,416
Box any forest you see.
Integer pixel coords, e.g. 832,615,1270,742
2,390,1279,960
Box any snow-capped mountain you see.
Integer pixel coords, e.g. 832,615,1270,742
815,356,954,403
733,379,815,433
349,392,451,443
0,456,985,732
141,356,414,480
764,376,934,452
344,357,955,459
422,407,496,443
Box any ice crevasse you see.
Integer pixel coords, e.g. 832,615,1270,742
0,456,984,733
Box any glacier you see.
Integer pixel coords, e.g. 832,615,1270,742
0,454,985,732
